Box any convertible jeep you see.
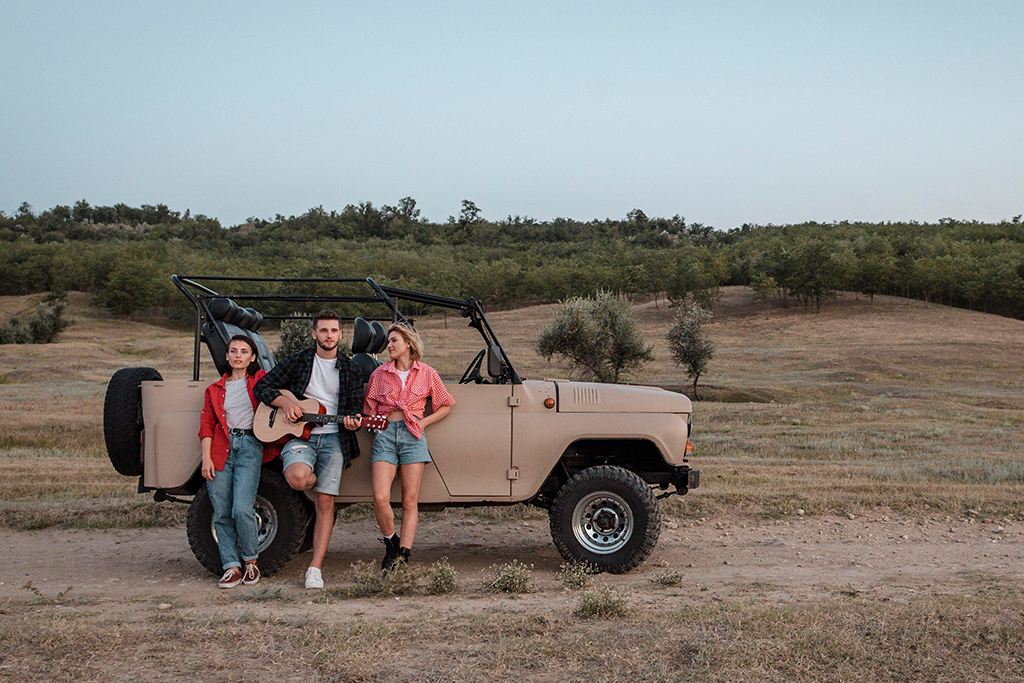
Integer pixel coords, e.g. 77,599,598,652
103,275,698,575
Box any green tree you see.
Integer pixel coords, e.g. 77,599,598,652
787,240,844,312
751,274,779,316
536,292,653,383
100,260,161,315
666,304,715,399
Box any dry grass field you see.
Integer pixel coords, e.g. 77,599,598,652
2,287,1023,682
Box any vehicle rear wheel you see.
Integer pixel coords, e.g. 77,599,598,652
186,468,311,576
549,465,661,574
103,367,162,476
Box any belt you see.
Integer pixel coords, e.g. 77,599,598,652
228,428,255,436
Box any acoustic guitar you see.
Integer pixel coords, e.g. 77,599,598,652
253,389,389,445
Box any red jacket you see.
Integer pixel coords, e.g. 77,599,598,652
198,370,281,471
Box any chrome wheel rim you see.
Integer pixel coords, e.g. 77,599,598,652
571,491,633,555
211,494,279,554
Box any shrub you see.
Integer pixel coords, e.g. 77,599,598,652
558,561,597,590
666,304,715,399
276,316,312,358
536,291,653,383
0,318,31,344
428,557,459,595
26,297,69,343
574,586,629,619
485,560,534,594
0,296,68,345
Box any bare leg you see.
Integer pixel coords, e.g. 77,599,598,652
372,461,398,537
398,462,426,549
309,491,336,570
284,463,316,491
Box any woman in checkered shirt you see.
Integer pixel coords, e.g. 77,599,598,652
363,323,455,570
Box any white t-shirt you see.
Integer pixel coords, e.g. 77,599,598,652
223,379,255,430
397,369,411,390
305,353,340,434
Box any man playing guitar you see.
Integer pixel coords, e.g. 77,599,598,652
254,309,362,589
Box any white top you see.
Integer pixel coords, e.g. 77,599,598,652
306,354,340,434
223,378,254,430
397,369,411,390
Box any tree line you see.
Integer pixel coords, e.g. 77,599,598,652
2,199,1023,321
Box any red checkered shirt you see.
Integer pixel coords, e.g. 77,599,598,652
363,360,455,439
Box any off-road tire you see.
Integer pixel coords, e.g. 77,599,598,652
186,468,311,576
549,465,661,574
103,367,162,476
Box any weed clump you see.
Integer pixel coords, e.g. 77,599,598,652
574,586,629,619
650,571,685,587
485,560,534,594
558,561,597,590
241,586,286,602
428,557,459,595
332,560,419,598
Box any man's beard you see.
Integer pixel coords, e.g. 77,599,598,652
316,339,337,352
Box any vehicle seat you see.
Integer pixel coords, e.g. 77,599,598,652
202,297,275,376
351,317,387,383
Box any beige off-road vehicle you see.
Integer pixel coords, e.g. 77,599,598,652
104,276,698,575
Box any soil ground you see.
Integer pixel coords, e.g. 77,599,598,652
3,508,1022,610
2,508,1023,682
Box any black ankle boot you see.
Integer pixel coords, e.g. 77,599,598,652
380,534,400,570
396,547,411,565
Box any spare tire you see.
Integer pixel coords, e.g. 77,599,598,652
103,367,162,476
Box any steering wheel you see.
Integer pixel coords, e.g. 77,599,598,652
459,349,491,384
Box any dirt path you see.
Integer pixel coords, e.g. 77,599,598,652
2,511,1020,616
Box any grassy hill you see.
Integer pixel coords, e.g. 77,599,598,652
1,287,1022,526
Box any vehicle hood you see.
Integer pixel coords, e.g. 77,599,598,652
554,380,692,414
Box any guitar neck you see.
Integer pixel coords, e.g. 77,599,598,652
300,413,348,425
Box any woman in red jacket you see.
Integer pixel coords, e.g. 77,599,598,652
198,335,280,588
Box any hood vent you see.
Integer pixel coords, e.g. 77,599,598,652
573,386,600,405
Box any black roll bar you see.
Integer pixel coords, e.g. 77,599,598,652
170,274,521,383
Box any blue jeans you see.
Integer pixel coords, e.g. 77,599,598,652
206,433,263,570
371,421,431,466
280,432,346,496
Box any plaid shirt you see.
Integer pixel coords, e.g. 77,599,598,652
254,347,364,460
363,360,455,439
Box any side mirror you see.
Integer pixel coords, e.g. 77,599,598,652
487,345,504,378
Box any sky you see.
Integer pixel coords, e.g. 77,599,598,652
1,1,1022,229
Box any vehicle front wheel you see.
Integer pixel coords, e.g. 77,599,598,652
549,465,661,574
186,468,311,576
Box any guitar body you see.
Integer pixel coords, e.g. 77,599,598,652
253,389,390,445
253,390,325,446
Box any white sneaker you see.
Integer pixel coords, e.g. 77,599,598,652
305,566,324,590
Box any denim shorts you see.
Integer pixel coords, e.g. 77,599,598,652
281,432,346,496
371,420,431,466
